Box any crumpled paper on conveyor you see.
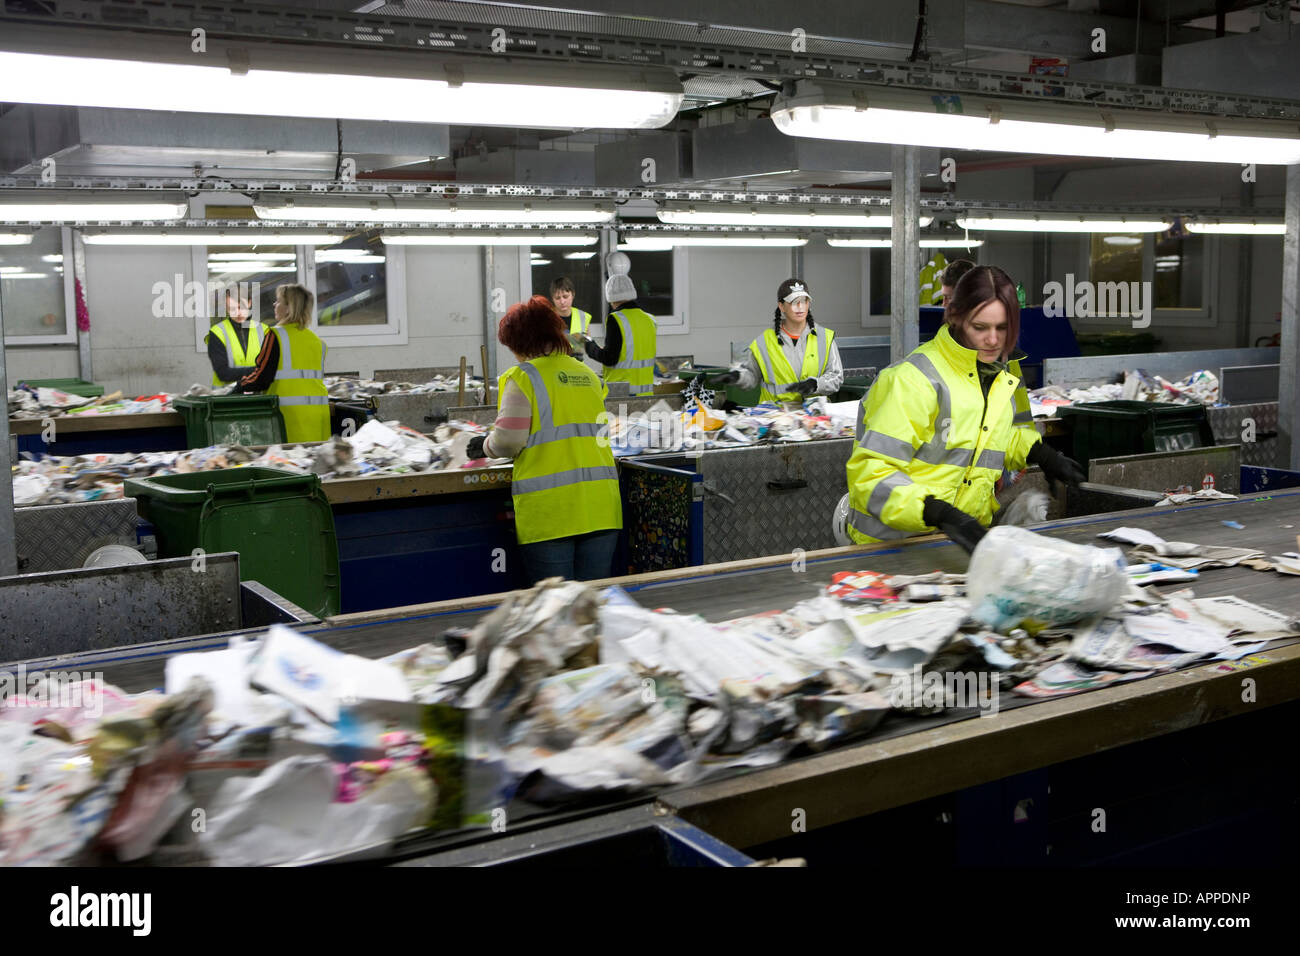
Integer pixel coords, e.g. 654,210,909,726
7,385,175,420
325,374,486,404
10,418,488,507
605,396,856,456
1028,368,1220,417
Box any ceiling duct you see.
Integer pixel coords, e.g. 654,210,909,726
0,106,449,179
690,118,940,188
1162,16,1300,99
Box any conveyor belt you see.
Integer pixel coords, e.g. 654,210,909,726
18,489,1300,864
31,489,1300,694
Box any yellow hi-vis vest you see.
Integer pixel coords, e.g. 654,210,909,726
267,324,330,444
845,324,1042,545
567,308,592,336
206,318,265,386
503,353,623,545
748,326,837,404
602,307,657,397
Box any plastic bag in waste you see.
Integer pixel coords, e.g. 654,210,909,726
967,527,1126,633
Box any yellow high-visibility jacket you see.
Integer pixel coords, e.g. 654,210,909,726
748,327,837,403
845,324,1041,544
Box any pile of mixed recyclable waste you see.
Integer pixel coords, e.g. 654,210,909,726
4,526,1292,865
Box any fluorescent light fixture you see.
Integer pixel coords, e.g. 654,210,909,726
314,251,386,263
619,235,808,249
210,263,297,273
0,265,27,273
83,233,345,245
208,252,296,261
658,206,931,228
0,27,683,129
771,81,1300,164
255,203,613,225
564,252,597,259
1186,220,1286,235
1102,236,1144,246
827,237,984,248
380,234,598,246
0,233,34,244
531,259,553,266
956,216,1170,233
0,201,186,222
41,253,63,262
1,272,49,279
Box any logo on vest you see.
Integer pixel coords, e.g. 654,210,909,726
557,371,568,384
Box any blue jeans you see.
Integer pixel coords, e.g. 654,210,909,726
519,530,619,585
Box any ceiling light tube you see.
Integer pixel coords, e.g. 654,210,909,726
563,252,597,259
0,201,187,222
619,236,808,248
658,207,931,228
0,233,35,244
0,25,683,130
772,82,1300,165
827,237,985,248
210,264,298,273
83,232,345,245
314,251,386,262
207,252,297,261
956,216,1170,233
380,234,598,246
1186,220,1286,235
256,204,613,225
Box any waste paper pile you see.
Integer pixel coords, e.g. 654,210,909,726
10,419,486,506
325,374,486,404
7,385,174,420
4,526,1293,865
1029,369,1220,417
602,396,858,456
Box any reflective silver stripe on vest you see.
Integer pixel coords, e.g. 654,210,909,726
868,471,914,516
847,507,914,541
511,465,619,496
754,334,799,395
277,396,328,406
903,352,980,468
858,429,915,462
520,362,606,448
975,449,1005,470
1012,409,1033,425
610,312,654,370
276,369,324,379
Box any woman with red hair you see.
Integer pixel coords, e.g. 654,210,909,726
844,266,1083,552
467,295,622,583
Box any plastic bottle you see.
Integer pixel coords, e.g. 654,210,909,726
1016,283,1027,308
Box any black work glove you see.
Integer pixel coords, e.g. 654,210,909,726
583,338,602,360
465,434,487,460
923,496,987,554
790,378,818,397
1027,441,1086,495
705,370,741,386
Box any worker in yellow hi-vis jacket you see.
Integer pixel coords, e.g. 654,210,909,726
843,266,1084,552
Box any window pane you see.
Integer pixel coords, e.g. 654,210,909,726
623,250,673,316
869,248,890,315
0,228,65,337
1153,234,1203,309
1089,233,1143,287
315,230,387,326
528,248,601,319
206,242,297,325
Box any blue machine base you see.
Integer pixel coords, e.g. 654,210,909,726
332,490,528,613
1241,465,1300,495
19,426,188,457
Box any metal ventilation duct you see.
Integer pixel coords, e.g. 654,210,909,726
0,106,450,179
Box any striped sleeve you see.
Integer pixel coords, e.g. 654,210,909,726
483,376,532,459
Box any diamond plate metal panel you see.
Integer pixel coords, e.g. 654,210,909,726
1209,402,1278,468
14,498,141,574
699,440,853,565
